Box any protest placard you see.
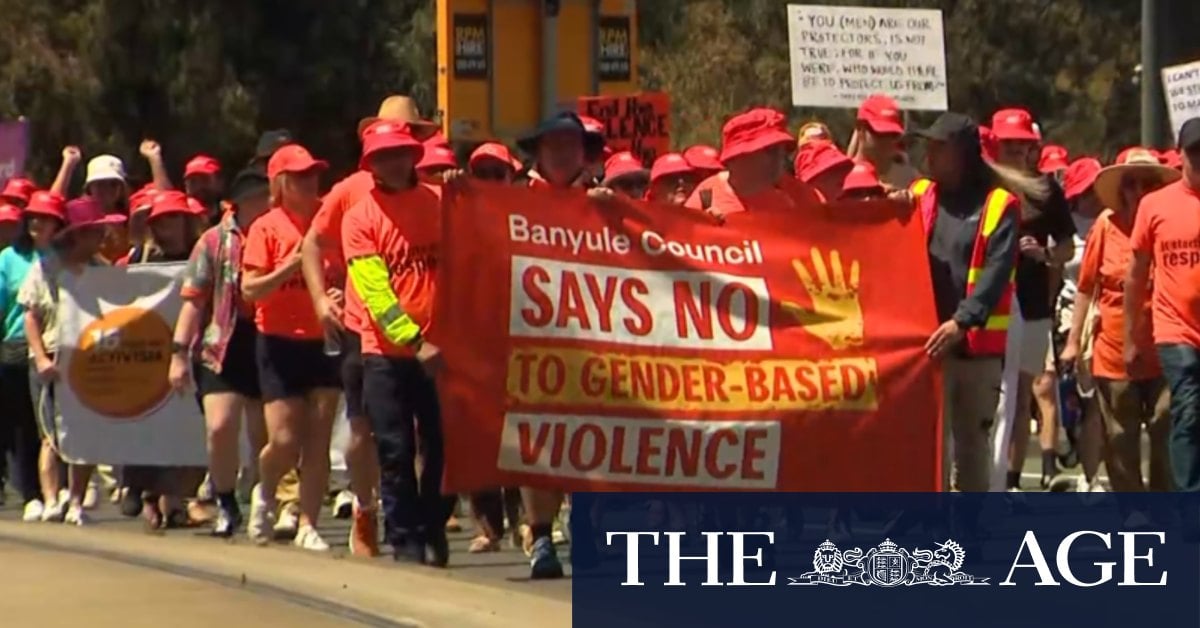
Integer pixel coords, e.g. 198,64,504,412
437,185,942,493
787,4,947,111
1163,59,1200,140
578,92,670,165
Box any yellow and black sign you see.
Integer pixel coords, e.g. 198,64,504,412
597,16,631,82
453,13,488,79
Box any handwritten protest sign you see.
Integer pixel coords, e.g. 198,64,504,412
787,4,947,111
578,92,670,164
1163,59,1200,140
437,185,942,493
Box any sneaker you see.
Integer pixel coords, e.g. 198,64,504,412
274,503,300,540
119,488,143,518
392,533,426,565
82,485,99,510
22,500,45,523
57,489,69,507
349,504,380,557
530,537,564,579
294,525,330,552
333,490,354,520
212,505,243,538
246,484,276,544
41,500,66,523
65,504,90,526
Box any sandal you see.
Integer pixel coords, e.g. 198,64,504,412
468,535,500,553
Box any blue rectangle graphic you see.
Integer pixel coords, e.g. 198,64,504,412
570,493,1200,628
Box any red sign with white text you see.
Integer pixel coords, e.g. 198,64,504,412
436,185,941,492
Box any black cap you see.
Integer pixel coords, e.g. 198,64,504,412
1178,117,1200,151
517,112,605,160
228,168,269,204
255,129,295,160
912,112,978,143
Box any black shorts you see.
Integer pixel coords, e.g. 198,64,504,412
195,318,262,400
340,331,365,418
256,333,341,402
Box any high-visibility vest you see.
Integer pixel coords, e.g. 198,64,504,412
910,177,1017,357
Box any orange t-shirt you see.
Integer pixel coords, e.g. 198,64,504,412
242,206,323,340
684,172,824,218
1130,180,1200,348
1077,212,1160,380
311,170,375,333
342,183,442,357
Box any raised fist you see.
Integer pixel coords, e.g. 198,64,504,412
139,139,162,159
62,146,82,165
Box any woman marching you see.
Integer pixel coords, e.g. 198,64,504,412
241,144,340,551
170,171,270,536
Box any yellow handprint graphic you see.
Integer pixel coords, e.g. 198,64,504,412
782,247,864,351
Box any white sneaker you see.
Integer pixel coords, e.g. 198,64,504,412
83,485,99,510
333,490,354,520
57,488,68,506
64,504,90,526
41,500,66,523
274,504,300,540
246,484,276,544
22,500,45,523
293,525,330,552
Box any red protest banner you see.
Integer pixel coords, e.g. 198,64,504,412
436,185,941,492
578,92,670,164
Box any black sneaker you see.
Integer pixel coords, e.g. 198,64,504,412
120,488,143,518
212,505,243,538
425,532,450,568
392,534,426,565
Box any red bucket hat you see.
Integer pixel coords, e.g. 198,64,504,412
603,151,649,185
24,191,67,222
978,125,999,162
268,144,329,179
1,177,37,205
360,120,425,169
719,108,794,163
794,140,852,183
841,160,884,195
0,204,21,224
469,142,522,171
1038,144,1070,174
423,131,451,150
857,94,904,135
649,153,695,183
1062,158,1102,201
682,145,723,173
61,197,126,235
418,146,459,172
184,154,221,178
148,190,193,220
129,183,157,214
991,108,1040,142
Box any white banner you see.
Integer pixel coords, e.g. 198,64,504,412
787,4,947,111
55,263,207,466
1163,59,1200,141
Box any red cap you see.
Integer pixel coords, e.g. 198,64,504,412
148,190,193,220
603,151,649,184
423,131,451,150
268,144,329,179
649,153,695,183
360,120,425,169
840,160,884,195
1062,158,1102,200
1,177,37,204
0,203,21,224
682,145,723,172
62,197,126,233
857,94,904,135
184,154,221,177
187,197,208,216
129,183,157,214
24,191,66,222
978,125,999,162
719,108,794,163
469,142,522,171
417,146,459,171
1038,144,1070,173
991,108,1040,142
794,140,853,183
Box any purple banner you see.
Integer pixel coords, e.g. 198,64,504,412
0,119,30,184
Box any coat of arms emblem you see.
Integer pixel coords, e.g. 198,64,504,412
788,538,989,587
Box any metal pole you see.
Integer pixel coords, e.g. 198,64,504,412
1141,0,1162,145
542,0,559,119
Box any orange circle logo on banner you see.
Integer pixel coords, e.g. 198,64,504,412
67,306,173,420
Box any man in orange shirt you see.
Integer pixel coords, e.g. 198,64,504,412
343,121,454,567
1127,117,1200,493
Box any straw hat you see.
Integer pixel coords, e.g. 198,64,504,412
357,95,439,140
1093,147,1181,211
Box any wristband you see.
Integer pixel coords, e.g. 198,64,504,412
170,341,189,356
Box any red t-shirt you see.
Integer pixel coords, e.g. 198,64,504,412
1130,180,1200,348
342,183,442,357
242,206,323,340
684,172,824,217
311,170,375,333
